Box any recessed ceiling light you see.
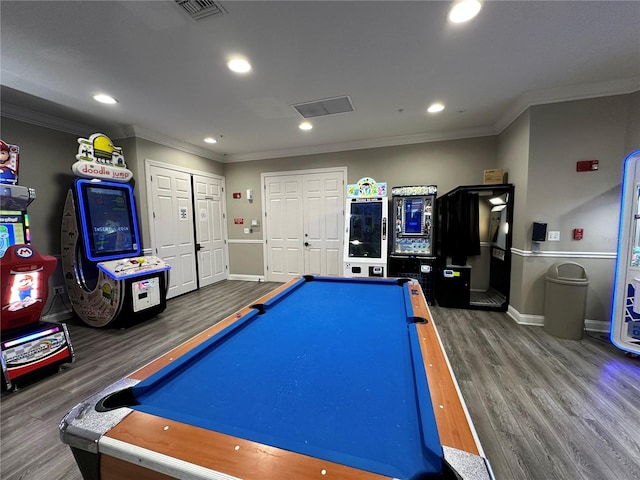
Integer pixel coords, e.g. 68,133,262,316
227,58,252,74
427,103,445,113
448,0,482,23
299,122,313,131
204,137,217,144
93,94,118,104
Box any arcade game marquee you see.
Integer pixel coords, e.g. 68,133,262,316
61,133,170,328
612,149,640,355
344,177,389,277
0,139,74,390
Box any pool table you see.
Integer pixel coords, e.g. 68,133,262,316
60,276,493,480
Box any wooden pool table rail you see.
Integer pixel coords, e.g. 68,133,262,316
92,277,488,479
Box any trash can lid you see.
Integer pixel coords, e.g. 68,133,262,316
546,261,588,283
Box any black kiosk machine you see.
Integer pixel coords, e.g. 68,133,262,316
61,133,170,328
388,185,437,304
0,139,74,390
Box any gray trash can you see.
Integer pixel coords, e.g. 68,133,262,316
543,262,589,340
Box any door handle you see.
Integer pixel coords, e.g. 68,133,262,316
195,243,202,251
304,242,310,247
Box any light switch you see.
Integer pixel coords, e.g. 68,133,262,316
548,231,560,241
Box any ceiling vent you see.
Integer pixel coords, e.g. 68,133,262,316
175,0,225,20
292,96,355,118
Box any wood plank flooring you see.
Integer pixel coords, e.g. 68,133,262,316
1,280,639,480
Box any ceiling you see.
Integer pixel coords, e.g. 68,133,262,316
1,1,639,163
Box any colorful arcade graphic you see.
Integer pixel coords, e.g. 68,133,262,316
343,177,389,277
611,149,640,355
0,139,20,185
0,139,73,390
61,134,170,327
388,185,437,304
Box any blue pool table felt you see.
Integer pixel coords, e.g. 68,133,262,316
132,277,442,479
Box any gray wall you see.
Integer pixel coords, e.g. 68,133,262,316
224,136,499,273
502,93,639,324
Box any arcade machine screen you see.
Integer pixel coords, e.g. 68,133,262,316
348,201,383,258
403,198,424,234
0,210,28,258
75,180,141,262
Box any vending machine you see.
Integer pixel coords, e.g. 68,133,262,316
388,185,437,304
611,149,640,355
343,177,388,277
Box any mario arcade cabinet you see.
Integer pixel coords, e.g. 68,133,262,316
1,245,74,390
0,140,73,390
61,134,170,328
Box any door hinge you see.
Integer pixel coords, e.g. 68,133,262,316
153,212,156,218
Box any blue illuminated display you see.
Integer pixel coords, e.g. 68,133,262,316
75,179,141,262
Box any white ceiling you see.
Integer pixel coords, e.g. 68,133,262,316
1,1,639,163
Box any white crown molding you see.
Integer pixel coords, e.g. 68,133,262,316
494,76,640,134
511,248,616,259
131,126,225,163
1,102,135,138
224,126,495,163
4,78,638,164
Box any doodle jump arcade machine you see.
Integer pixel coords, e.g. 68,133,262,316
344,177,389,277
612,149,640,355
0,140,74,390
61,133,170,328
388,185,437,304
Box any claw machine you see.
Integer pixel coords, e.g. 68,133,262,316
343,177,388,277
612,150,640,355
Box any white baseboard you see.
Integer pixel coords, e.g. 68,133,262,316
507,305,610,333
228,274,266,282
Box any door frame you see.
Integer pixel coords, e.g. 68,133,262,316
261,166,347,282
145,159,229,290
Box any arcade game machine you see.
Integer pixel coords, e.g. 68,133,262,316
0,140,74,390
343,177,388,277
388,185,437,304
61,133,170,328
611,149,640,355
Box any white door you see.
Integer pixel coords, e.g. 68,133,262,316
148,165,197,299
264,168,345,282
193,174,228,287
264,175,304,282
303,172,344,276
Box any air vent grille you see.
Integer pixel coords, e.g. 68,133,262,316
175,0,225,20
292,96,355,118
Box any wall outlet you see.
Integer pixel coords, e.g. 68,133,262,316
548,231,561,241
53,286,65,295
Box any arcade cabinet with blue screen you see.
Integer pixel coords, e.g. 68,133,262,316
61,133,170,328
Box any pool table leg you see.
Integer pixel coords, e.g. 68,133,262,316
69,447,100,480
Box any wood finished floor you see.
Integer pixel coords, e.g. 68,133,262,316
1,280,639,480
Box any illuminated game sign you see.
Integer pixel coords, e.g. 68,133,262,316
346,177,387,198
0,140,20,185
72,133,133,183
